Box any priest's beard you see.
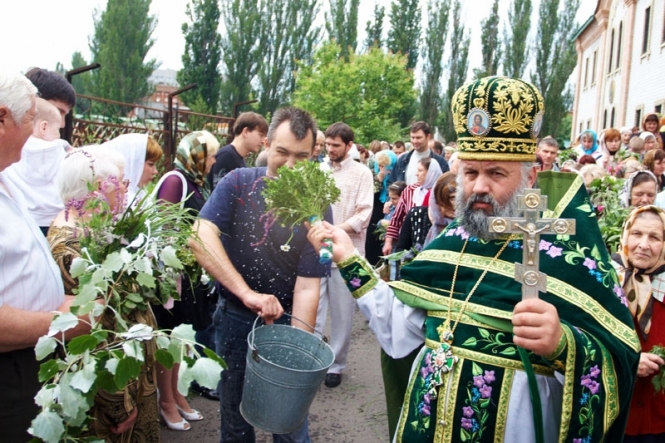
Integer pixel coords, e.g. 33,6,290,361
455,170,531,241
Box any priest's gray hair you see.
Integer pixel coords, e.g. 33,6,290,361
0,71,38,125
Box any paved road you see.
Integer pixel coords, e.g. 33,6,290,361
160,310,389,443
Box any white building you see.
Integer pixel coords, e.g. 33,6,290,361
572,0,665,137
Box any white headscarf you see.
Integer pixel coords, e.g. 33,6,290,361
413,159,443,206
100,133,149,204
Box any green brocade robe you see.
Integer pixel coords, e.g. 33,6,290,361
342,173,640,442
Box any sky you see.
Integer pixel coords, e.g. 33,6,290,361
2,0,596,84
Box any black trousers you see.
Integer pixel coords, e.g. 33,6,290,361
0,347,42,442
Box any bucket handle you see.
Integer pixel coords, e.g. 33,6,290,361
250,313,329,363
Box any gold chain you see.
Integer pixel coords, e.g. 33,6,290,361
443,235,514,339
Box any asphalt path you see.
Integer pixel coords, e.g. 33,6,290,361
160,310,389,443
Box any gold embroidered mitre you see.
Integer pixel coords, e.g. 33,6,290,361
453,76,545,162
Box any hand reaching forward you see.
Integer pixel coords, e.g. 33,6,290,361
306,220,355,264
637,352,665,377
512,298,563,357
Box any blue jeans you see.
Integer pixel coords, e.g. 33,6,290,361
214,299,311,443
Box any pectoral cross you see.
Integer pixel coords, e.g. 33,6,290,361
488,189,576,299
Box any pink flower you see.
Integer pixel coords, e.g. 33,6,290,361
479,385,492,398
583,257,596,270
462,406,474,418
539,240,552,251
483,370,495,384
473,375,485,388
350,277,361,288
589,365,600,379
546,246,563,258
461,418,473,430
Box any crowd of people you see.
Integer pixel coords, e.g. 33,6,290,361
2,67,665,443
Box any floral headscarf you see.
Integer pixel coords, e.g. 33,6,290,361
580,129,598,155
618,170,658,208
174,132,211,199
614,205,665,337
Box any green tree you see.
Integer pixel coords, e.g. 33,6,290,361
219,0,263,115
473,0,502,79
177,0,222,114
419,0,450,125
503,0,532,79
325,0,360,59
363,4,385,50
257,0,321,115
293,42,417,143
88,0,158,107
70,51,93,114
387,0,421,70
440,0,469,141
531,0,580,138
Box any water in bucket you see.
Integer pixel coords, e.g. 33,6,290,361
240,316,334,434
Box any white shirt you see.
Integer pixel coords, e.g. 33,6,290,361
0,177,63,311
405,149,430,185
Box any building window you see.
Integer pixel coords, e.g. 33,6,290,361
636,108,643,128
616,22,623,69
643,6,652,55
587,120,591,130
610,107,616,128
608,29,615,73
591,51,597,84
584,57,589,87
603,109,608,129
656,104,663,115
662,6,665,43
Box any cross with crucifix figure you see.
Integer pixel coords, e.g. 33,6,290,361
488,188,576,299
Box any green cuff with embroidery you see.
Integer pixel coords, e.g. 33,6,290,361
542,324,569,372
338,252,380,299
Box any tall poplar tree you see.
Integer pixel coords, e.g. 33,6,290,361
503,0,532,79
326,0,360,59
419,0,450,125
88,0,158,105
473,0,502,79
387,0,422,70
178,0,222,113
531,0,580,138
287,0,321,95
219,0,263,114
441,0,469,141
363,4,385,51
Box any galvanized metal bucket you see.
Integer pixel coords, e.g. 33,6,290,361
240,315,334,434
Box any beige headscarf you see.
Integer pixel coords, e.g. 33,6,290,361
614,205,665,337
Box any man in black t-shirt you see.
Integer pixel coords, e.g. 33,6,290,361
207,111,268,189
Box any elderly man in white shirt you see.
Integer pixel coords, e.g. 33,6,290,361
0,71,87,441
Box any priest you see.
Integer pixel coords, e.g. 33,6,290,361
307,76,640,443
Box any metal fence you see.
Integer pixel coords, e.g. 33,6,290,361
67,94,234,167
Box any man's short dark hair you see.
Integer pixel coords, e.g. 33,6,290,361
267,107,317,150
324,122,354,145
431,140,444,155
410,121,431,136
25,67,76,108
393,140,406,150
233,111,269,136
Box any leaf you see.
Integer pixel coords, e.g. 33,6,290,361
90,267,108,285
105,357,120,375
478,328,490,339
128,233,146,249
29,410,65,443
161,246,183,269
171,324,196,343
122,340,145,362
471,362,483,376
59,372,89,419
177,362,195,395
120,248,133,264
204,348,227,369
190,358,224,389
155,349,175,369
73,283,99,306
34,384,59,407
96,370,119,392
70,361,96,393
120,323,154,341
102,251,125,273
461,337,477,347
136,272,156,289
69,257,89,278
38,360,60,382
67,335,100,355
156,335,170,349
48,312,79,337
500,348,517,356
35,336,58,361
114,357,141,388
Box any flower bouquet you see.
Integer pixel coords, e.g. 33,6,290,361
261,160,340,263
29,194,225,443
587,175,628,254
650,345,665,393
